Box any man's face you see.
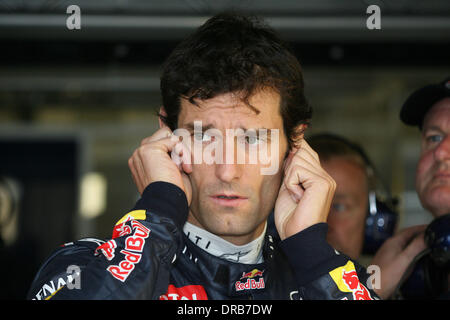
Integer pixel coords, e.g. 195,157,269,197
177,89,289,245
416,97,450,217
322,157,368,259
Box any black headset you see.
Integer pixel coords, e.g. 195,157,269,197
307,133,398,255
395,213,450,299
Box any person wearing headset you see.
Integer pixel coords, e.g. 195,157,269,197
362,77,450,300
308,134,402,299
400,78,450,219
307,134,375,261
293,78,449,300
372,77,450,300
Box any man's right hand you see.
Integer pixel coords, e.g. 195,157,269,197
128,127,193,205
370,224,427,299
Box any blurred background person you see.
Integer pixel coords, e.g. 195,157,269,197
371,77,450,300
308,134,398,264
0,176,39,300
308,133,370,261
309,133,417,299
400,77,450,219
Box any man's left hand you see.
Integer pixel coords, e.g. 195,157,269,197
274,139,336,240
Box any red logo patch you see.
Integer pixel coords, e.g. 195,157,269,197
96,239,117,261
342,270,373,300
235,269,265,292
103,220,150,282
160,285,208,300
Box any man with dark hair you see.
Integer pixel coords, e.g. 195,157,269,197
27,13,377,300
159,13,310,147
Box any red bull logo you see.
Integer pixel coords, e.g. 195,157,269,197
235,269,265,291
329,261,374,300
240,269,264,280
160,284,208,300
342,269,373,300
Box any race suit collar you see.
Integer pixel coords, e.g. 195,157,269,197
183,222,266,264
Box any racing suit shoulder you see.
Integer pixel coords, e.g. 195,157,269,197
279,223,380,300
27,181,188,300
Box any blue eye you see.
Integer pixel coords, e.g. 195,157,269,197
194,132,212,143
246,135,260,145
332,203,347,212
193,132,202,141
426,134,443,144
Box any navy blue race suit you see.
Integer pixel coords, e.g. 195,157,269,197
27,182,378,300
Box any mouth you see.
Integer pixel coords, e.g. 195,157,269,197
210,194,248,207
215,195,241,199
433,172,450,180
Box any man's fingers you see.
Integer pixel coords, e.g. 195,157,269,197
129,130,182,195
395,224,428,249
128,154,145,194
171,142,184,170
282,149,296,174
170,141,193,174
139,135,179,157
401,230,427,261
297,139,320,163
284,139,321,175
284,149,334,188
140,127,175,145
275,139,336,239
181,143,193,174
284,162,334,202
181,172,192,206
282,139,336,206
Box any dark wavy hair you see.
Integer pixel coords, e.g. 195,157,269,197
159,12,312,146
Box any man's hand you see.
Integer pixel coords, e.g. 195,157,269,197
128,127,193,205
274,139,336,240
370,224,427,299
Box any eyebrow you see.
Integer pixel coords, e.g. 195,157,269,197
182,122,271,133
422,125,444,135
183,122,215,132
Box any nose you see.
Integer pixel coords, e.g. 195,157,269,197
215,163,242,183
214,137,243,183
434,134,450,162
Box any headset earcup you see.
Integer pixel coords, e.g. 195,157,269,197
362,198,398,255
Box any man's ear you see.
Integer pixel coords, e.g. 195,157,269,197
289,123,308,151
158,106,169,129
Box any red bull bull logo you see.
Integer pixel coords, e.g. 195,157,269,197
235,269,265,291
329,261,374,300
342,269,373,300
240,269,264,280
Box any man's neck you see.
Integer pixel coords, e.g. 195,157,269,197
186,212,267,246
182,221,267,264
